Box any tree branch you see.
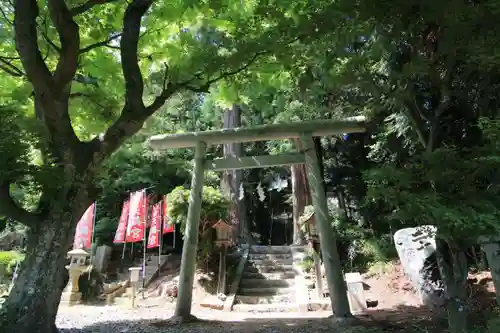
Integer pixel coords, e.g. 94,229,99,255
47,0,80,95
79,33,122,54
0,183,41,227
82,0,269,170
0,5,13,25
0,56,24,77
76,0,153,168
14,0,53,93
120,0,151,111
70,0,117,16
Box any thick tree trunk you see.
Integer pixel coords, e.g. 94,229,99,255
0,207,83,333
221,104,252,244
435,238,468,333
291,164,308,245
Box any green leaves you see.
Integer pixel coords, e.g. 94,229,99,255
0,107,31,185
166,185,229,235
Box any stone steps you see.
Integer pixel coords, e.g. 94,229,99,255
245,264,296,274
248,253,292,260
232,303,299,312
242,271,295,280
247,258,294,266
235,294,295,304
249,245,290,254
234,245,298,310
240,278,294,288
239,286,295,296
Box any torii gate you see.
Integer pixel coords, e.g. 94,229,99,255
149,116,367,319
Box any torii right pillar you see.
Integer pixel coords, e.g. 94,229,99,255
300,133,351,318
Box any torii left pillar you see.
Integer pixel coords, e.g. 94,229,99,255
301,134,351,319
174,141,206,320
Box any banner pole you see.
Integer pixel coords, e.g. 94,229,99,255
173,222,176,250
142,191,147,299
158,202,163,272
88,202,97,279
121,201,129,270
121,242,127,269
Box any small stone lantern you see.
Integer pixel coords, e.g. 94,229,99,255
60,249,91,306
128,267,142,308
212,219,232,247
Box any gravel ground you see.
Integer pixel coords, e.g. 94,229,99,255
56,305,354,333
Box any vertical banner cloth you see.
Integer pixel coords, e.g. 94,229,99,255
113,200,130,244
162,196,174,234
147,203,162,248
73,203,96,249
126,189,147,243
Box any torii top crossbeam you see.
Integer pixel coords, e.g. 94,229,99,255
148,116,367,149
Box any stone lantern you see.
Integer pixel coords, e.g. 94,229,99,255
60,249,91,306
212,219,231,296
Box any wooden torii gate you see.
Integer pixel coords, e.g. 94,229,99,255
149,116,367,319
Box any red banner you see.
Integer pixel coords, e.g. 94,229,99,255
73,203,95,249
113,200,130,244
147,203,162,248
125,190,146,243
162,197,174,234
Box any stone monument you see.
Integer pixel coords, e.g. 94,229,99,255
345,272,366,314
60,248,92,306
394,225,444,307
478,236,500,305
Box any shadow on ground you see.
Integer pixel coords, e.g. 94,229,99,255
57,303,497,333
58,273,498,333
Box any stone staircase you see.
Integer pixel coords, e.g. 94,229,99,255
233,245,300,312
111,253,176,306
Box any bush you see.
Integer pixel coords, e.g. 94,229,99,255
167,185,230,265
0,251,24,282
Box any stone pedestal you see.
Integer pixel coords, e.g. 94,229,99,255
345,272,366,314
60,290,83,305
60,267,86,306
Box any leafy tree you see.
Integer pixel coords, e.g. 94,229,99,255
0,0,346,331
167,185,229,264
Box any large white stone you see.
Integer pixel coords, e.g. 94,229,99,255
394,225,444,307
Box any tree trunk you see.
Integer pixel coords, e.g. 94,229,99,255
330,147,349,221
291,164,307,245
435,238,468,333
0,208,83,333
221,104,252,244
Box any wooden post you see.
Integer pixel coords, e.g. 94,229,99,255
217,246,227,295
312,243,324,299
301,133,351,318
131,283,137,309
174,141,206,318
